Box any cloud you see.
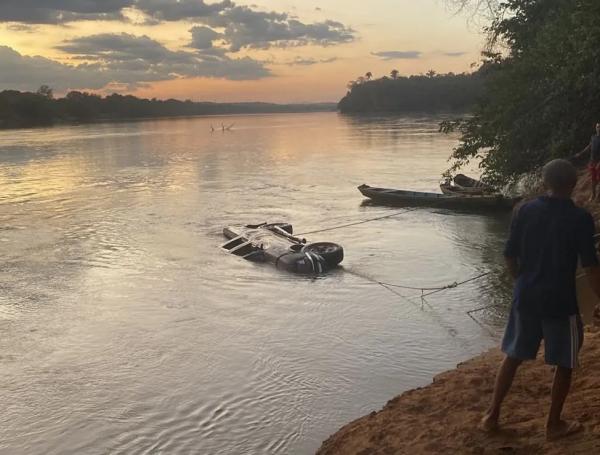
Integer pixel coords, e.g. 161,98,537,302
5,23,38,32
442,51,467,57
0,0,357,53
0,1,232,24
189,26,222,50
135,0,232,22
0,45,115,91
56,33,270,81
288,57,337,66
0,36,270,92
1,1,356,58
371,51,422,60
202,6,355,52
0,0,131,24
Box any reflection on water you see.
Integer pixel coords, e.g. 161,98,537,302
0,113,511,454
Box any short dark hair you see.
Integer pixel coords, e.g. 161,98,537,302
542,159,577,191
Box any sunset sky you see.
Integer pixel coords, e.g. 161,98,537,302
0,1,488,103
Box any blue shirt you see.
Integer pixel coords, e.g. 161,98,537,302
504,196,598,318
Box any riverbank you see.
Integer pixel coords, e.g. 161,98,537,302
318,324,600,454
317,171,600,454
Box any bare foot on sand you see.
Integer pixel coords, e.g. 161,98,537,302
480,412,499,432
546,420,583,442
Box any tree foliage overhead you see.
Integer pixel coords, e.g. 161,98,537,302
338,72,484,113
445,0,600,184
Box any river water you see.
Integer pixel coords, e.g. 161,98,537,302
0,113,513,454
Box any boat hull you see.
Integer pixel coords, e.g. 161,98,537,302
358,184,517,211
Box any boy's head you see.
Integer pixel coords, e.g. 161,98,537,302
542,159,577,195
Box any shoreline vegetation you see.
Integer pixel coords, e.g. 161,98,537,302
0,87,336,130
0,71,483,131
441,0,600,186
338,71,484,114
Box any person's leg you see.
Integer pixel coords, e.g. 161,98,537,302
543,315,584,440
481,307,541,431
545,366,582,440
481,356,522,431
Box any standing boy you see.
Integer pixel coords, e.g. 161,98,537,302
481,159,600,441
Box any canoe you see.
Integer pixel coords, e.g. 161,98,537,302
358,184,518,210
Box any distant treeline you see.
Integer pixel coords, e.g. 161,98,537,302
0,87,336,129
338,71,484,113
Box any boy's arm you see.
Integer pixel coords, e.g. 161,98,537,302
574,143,591,159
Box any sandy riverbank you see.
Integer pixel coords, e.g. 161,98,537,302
317,171,600,454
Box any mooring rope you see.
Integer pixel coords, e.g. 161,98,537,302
345,267,499,335
296,207,420,236
346,268,492,296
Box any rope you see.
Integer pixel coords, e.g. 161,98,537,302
346,268,491,295
296,207,420,236
420,272,492,298
356,270,500,340
466,304,503,337
373,271,499,336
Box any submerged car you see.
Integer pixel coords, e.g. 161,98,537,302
221,222,344,274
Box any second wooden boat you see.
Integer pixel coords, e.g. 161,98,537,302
439,182,500,196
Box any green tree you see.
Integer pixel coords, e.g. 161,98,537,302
390,69,399,80
36,85,54,99
444,0,600,184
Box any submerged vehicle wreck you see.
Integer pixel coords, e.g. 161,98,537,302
222,223,344,274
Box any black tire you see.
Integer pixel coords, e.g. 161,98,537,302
301,242,344,267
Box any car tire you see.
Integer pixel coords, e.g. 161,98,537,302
301,242,344,268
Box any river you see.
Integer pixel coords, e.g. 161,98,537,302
0,112,512,454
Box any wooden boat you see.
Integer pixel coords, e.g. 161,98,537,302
439,183,492,195
440,174,498,195
358,184,518,210
454,174,495,190
221,222,344,274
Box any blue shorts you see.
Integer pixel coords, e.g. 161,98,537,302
501,307,584,369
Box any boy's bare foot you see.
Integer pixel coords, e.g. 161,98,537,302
480,412,499,432
546,420,583,442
